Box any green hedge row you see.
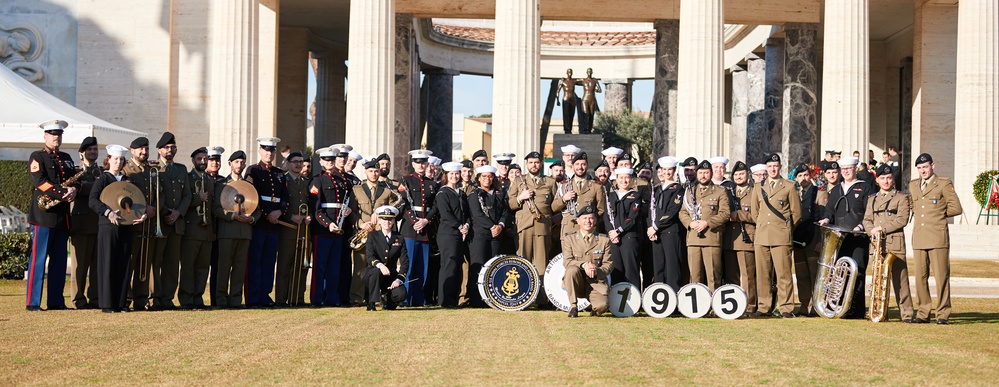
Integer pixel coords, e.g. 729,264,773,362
0,160,31,213
0,232,30,279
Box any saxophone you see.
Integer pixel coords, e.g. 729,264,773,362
868,230,897,322
813,224,859,319
37,169,87,210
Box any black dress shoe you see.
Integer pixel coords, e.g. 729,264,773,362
102,308,115,313
936,319,949,325
902,318,914,323
781,312,795,319
913,318,930,324
179,304,195,310
26,306,44,312
366,305,377,311
568,307,578,318
118,308,131,313
196,305,212,310
48,305,69,311
384,303,398,310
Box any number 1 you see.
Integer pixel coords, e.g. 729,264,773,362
617,287,630,314
685,289,698,314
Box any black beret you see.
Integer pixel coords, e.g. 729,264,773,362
876,163,894,176
524,151,542,160
509,163,521,171
156,132,176,149
594,160,610,171
620,153,632,161
551,159,565,168
575,205,597,218
828,161,840,170
767,153,781,164
461,160,473,169
228,150,246,162
190,147,208,158
130,137,149,149
733,161,749,173
794,163,810,176
363,159,379,169
286,151,304,160
638,162,652,171
78,136,97,152
472,149,488,159
377,153,391,161
697,160,712,171
682,157,698,168
572,152,588,164
915,153,933,166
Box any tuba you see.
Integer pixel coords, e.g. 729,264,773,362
868,230,897,322
812,224,860,319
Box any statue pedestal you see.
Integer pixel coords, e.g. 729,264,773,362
553,134,603,161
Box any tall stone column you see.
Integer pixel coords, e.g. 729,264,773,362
394,14,420,178
745,54,766,164
313,51,347,149
344,0,394,155
676,0,724,158
764,38,785,163
653,19,679,157
209,0,259,166
730,66,748,164
899,57,913,184
912,2,957,181
425,69,457,162
820,0,869,157
492,0,540,159
782,23,819,168
954,1,998,221
275,27,309,153
603,79,632,115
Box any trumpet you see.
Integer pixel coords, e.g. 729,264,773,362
556,180,577,218
333,197,350,234
195,178,208,226
517,175,545,221
289,204,311,305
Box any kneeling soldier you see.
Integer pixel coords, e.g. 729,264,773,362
562,206,613,317
363,206,409,311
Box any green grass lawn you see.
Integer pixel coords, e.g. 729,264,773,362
2,279,998,385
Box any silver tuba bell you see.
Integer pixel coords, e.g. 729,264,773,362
812,224,860,319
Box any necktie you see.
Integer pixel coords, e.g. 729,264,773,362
584,235,592,243
921,180,927,191
386,235,391,244
771,180,776,190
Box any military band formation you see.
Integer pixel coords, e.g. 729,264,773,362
26,119,963,323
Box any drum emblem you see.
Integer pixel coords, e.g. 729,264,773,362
502,267,520,296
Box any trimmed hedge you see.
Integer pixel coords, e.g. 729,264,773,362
0,160,31,213
0,232,30,279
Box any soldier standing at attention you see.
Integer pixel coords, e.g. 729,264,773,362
431,162,470,308
552,152,606,235
178,147,216,309
214,151,260,308
244,137,289,308
310,147,352,307
647,156,685,289
275,151,312,307
508,151,556,307
150,132,191,310
205,146,225,307
679,160,730,292
124,136,155,311
750,154,802,318
863,163,914,323
26,120,77,311
722,161,757,316
562,206,613,317
70,136,102,309
908,153,962,324
792,163,821,317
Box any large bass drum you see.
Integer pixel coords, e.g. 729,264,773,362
543,253,592,312
477,255,540,311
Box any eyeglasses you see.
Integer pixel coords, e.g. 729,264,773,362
162,145,177,150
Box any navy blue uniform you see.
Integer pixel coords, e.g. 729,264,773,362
244,162,289,307
467,186,508,307
310,171,350,306
606,189,642,286
88,172,137,311
649,182,685,289
26,147,77,309
399,173,437,306
822,179,876,319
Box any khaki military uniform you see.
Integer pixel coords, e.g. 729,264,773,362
552,176,606,234
214,175,261,307
70,162,102,308
345,180,397,304
507,173,556,277
178,169,216,307
723,184,757,313
148,161,191,308
562,231,614,315
862,189,914,320
124,158,153,309
750,177,802,315
908,175,963,321
679,183,730,292
275,172,312,306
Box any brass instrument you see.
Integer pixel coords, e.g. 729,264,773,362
813,224,860,319
351,189,404,251
556,180,577,218
869,230,897,322
333,196,350,234
516,175,545,221
195,178,208,226
289,204,311,305
37,169,87,210
138,162,166,282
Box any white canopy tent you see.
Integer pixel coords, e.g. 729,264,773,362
0,65,147,149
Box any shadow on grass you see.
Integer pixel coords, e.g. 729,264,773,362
949,312,999,324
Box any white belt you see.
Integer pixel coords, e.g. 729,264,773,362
412,205,428,212
261,195,281,203
320,203,343,209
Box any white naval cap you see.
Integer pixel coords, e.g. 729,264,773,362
409,149,433,160
657,156,678,168
476,165,498,174
601,147,624,156
316,147,336,158
256,137,281,149
347,150,363,160
428,156,442,166
708,156,729,165
207,146,226,159
330,143,353,153
39,119,69,133
106,144,130,158
375,205,400,219
493,153,515,162
838,156,859,166
441,161,462,172
613,167,634,176
560,144,582,154
750,164,766,173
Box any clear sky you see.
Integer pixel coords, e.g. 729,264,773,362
306,63,655,120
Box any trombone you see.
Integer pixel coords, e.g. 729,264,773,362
137,162,166,282
289,204,311,305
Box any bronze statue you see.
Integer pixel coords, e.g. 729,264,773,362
579,68,602,134
557,68,580,134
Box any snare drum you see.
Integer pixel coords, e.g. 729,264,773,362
477,255,540,311
544,253,592,312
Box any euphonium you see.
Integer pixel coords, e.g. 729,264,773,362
349,227,370,251
813,224,860,319
869,230,897,322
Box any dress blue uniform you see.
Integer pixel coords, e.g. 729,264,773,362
310,168,351,306
245,156,289,307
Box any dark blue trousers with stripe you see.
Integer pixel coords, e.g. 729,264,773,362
404,239,430,306
246,229,279,306
26,225,69,308
311,235,343,306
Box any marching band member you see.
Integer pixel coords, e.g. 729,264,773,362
399,149,437,306
90,144,147,313
214,151,260,308
275,151,312,307
593,160,611,188
331,146,357,304
345,158,396,306
750,164,767,185
493,153,514,192
792,163,820,316
679,160,730,292
647,156,685,289
750,154,802,318
562,205,613,318
70,136,102,309
508,152,556,308
376,153,395,186
908,153,963,324
552,152,606,235
467,165,508,308
601,147,623,170
817,155,875,319
149,132,191,310
606,167,642,286
244,137,288,308
679,157,698,187
549,160,568,258
459,160,475,195
26,120,77,311
205,146,224,307
363,206,409,311
310,147,352,307
722,161,758,315
178,147,216,310
344,151,363,185
637,163,654,186
815,161,839,217
471,149,489,169
431,162,469,308
863,163,914,322
560,144,581,167
124,137,155,310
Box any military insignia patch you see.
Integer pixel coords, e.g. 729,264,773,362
245,176,254,184
309,185,319,195
478,255,539,311
30,160,39,172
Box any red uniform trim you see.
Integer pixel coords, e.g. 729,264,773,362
26,225,38,306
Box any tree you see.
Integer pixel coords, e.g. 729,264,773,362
592,110,653,165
